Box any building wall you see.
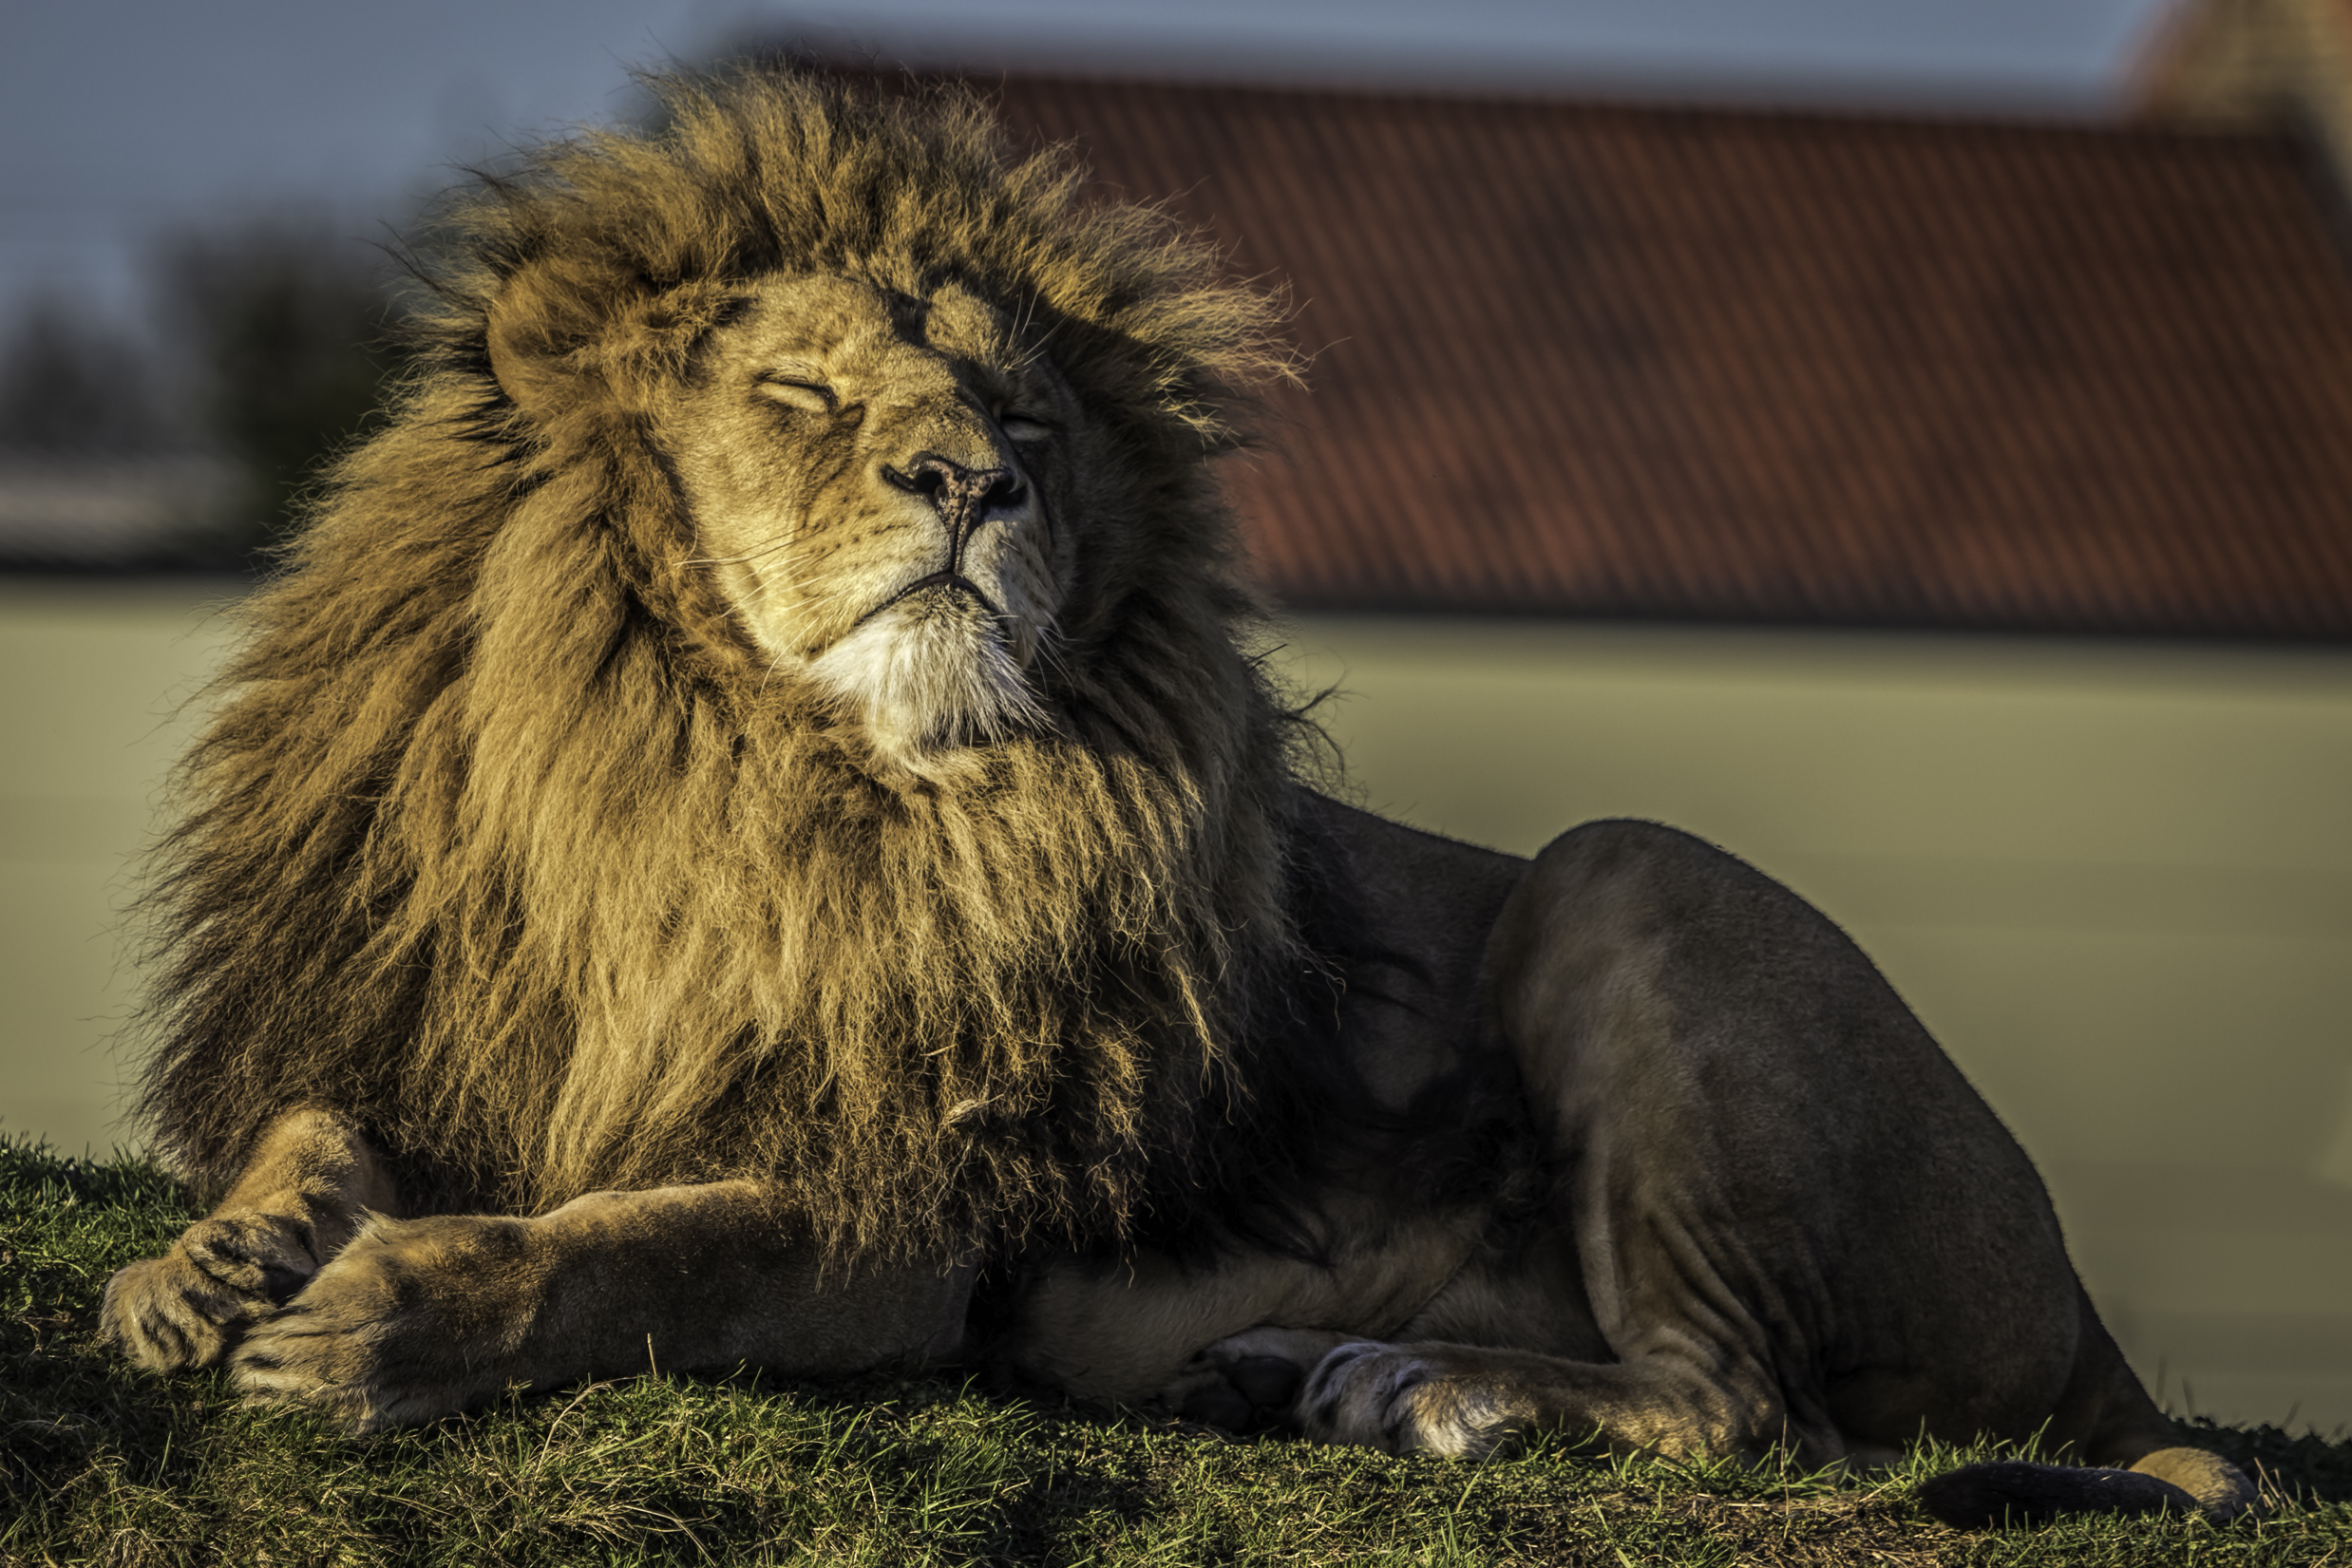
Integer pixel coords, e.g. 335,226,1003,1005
0,579,239,1155
4,581,2347,1433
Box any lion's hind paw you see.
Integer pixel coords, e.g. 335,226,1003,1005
101,1212,318,1371
1298,1342,1538,1460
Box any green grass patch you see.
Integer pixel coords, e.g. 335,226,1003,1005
6,1133,2350,1566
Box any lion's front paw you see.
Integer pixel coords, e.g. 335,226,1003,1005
1160,1327,1347,1433
232,1213,541,1435
102,1212,318,1370
1298,1342,1535,1459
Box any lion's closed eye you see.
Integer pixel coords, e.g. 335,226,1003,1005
758,372,836,413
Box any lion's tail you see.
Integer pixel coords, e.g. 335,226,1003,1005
1916,1446,2257,1528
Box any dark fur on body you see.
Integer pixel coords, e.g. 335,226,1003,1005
136,69,1358,1260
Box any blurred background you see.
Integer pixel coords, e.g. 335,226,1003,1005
3,0,2348,1433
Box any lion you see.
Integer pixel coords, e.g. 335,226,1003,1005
101,68,2253,1528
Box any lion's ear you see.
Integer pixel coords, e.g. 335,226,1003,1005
484,254,645,421
489,262,748,423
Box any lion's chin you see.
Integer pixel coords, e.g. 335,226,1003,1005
806,602,1048,775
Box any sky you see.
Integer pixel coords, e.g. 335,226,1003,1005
4,0,2185,326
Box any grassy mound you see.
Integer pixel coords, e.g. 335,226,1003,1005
5,1134,2348,1566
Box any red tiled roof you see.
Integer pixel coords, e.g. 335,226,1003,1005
959,75,2352,639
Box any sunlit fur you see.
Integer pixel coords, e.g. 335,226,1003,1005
134,68,1332,1261
660,271,1074,778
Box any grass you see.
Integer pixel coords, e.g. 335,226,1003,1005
6,1135,2351,1567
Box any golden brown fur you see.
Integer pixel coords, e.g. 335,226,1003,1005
134,68,1324,1259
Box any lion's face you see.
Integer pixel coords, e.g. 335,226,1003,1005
665,274,1077,767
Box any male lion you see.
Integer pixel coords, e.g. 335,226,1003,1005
104,69,2251,1527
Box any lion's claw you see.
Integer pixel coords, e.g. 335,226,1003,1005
183,1213,317,1304
233,1300,401,1434
102,1212,318,1370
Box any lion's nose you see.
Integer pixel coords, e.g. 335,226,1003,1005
882,453,1026,554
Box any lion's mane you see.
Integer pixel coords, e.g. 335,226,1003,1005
137,68,1350,1260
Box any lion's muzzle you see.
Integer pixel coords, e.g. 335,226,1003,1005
875,452,1028,616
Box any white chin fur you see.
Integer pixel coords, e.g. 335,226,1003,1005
806,605,1046,768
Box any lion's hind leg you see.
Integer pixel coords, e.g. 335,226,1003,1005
1304,1341,1826,1463
1175,1331,1810,1465
1295,1340,1552,1459
103,1108,398,1370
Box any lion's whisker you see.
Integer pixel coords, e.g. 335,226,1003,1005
681,535,798,569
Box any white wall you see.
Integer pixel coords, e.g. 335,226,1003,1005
0,579,240,1156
